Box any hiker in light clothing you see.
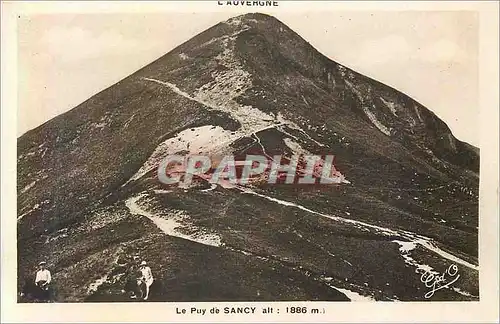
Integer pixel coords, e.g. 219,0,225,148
139,261,153,300
35,261,51,288
35,261,51,300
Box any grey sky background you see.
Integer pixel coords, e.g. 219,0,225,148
17,11,479,146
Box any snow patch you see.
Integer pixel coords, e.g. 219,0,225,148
395,240,417,253
92,122,107,129
452,287,478,298
45,230,69,244
363,106,391,136
345,81,391,136
201,184,217,192
283,138,312,156
91,116,109,129
393,240,437,274
321,278,375,301
332,286,376,301
126,194,222,247
153,189,173,195
380,97,398,116
225,16,243,26
414,105,424,122
344,80,363,102
20,174,48,194
338,65,348,78
17,203,41,221
179,53,189,60
123,113,136,129
20,180,37,194
246,18,260,24
128,125,239,182
18,143,48,161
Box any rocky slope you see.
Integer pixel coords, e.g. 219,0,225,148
17,13,479,302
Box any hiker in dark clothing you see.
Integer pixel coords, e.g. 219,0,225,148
124,256,142,299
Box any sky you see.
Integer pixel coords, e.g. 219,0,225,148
17,10,479,146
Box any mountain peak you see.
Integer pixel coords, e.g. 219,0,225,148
222,12,289,33
227,12,279,22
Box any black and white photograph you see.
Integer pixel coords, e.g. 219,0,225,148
1,1,499,323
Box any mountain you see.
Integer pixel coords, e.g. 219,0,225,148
17,13,479,302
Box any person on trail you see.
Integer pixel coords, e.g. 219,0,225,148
124,255,141,299
139,261,154,300
34,261,51,301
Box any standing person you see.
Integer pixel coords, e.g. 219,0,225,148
139,261,154,300
34,261,51,301
124,255,141,299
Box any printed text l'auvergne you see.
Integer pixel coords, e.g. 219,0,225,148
218,1,279,6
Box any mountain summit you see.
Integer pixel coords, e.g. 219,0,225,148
18,13,479,302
